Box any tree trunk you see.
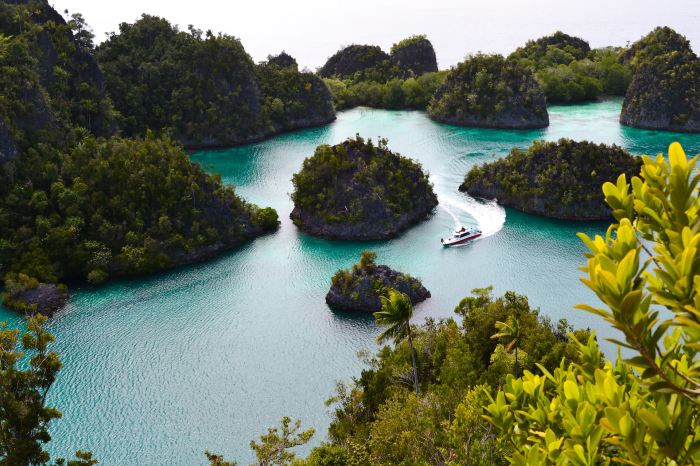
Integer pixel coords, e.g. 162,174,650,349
407,324,419,395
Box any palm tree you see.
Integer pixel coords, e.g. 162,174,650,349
491,316,521,377
374,289,419,395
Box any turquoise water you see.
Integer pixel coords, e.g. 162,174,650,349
2,99,700,465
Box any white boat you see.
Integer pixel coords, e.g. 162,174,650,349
441,226,482,246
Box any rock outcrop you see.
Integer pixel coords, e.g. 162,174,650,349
267,52,298,69
428,54,549,129
291,136,438,240
326,252,430,312
460,139,641,220
390,35,438,76
2,279,69,317
318,45,391,78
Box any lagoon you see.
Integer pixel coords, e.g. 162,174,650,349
3,100,700,464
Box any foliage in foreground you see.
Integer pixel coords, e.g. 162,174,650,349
0,315,97,465
487,142,700,464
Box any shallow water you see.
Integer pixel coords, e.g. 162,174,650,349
2,99,700,465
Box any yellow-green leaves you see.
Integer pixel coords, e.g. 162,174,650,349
487,143,700,465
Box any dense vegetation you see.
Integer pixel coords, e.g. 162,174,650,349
95,15,335,148
290,136,438,240
318,44,394,81
509,31,632,103
0,1,278,313
428,53,549,128
1,134,278,287
460,138,641,220
320,36,443,110
323,72,446,110
620,27,700,132
327,251,430,312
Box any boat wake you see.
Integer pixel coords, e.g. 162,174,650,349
440,195,506,238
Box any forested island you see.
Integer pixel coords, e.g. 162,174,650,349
620,27,700,132
0,0,279,314
290,136,438,240
326,251,430,312
428,54,550,129
509,31,632,103
460,139,641,220
95,15,336,148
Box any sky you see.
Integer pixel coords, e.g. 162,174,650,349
50,0,700,70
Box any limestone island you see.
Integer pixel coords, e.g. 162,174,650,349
460,139,641,220
326,251,430,312
95,17,336,148
428,54,549,129
390,35,439,76
620,27,700,133
290,136,438,240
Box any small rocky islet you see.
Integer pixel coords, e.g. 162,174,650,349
460,139,642,220
290,135,438,240
326,251,430,312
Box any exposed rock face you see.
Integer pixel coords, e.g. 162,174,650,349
390,36,438,76
429,54,549,129
291,136,438,240
460,139,641,220
3,283,69,317
0,0,114,164
620,28,700,133
621,54,700,133
267,52,298,69
0,121,18,164
319,45,391,78
327,259,430,312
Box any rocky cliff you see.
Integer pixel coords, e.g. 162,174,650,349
620,28,700,133
390,35,438,76
318,44,392,79
327,253,430,312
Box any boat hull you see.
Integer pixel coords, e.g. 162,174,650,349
442,232,482,246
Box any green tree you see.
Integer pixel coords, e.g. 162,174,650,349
0,315,94,465
205,417,314,466
374,290,419,395
486,142,700,465
491,316,522,376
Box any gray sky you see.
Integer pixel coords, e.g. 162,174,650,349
50,0,700,70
